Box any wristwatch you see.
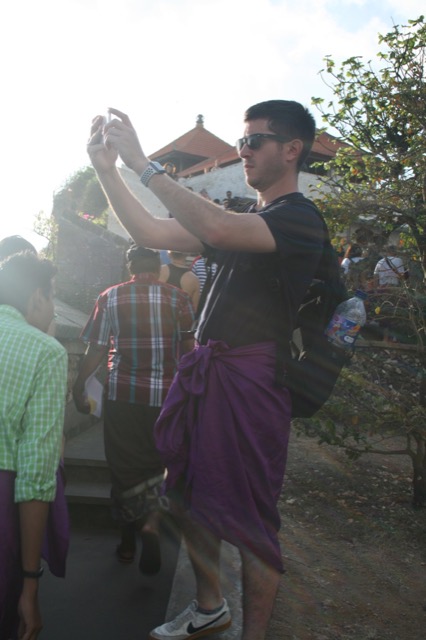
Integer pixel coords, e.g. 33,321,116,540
140,161,166,187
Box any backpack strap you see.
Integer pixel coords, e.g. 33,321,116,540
273,197,328,386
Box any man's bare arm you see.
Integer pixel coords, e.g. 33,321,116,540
103,110,277,254
18,500,49,639
181,271,201,311
96,166,204,252
72,343,108,414
87,115,204,253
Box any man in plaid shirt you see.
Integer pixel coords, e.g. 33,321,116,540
73,245,194,573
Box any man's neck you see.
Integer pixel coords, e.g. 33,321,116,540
256,175,299,210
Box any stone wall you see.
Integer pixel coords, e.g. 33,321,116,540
182,163,256,202
55,212,130,313
53,299,101,439
182,164,324,202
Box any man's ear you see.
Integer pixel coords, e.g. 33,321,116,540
285,138,304,164
25,288,44,328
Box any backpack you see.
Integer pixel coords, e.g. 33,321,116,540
275,202,349,419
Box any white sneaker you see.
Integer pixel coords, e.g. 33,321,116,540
149,599,232,639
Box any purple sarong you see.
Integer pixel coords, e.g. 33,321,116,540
155,340,291,572
0,468,69,638
41,462,70,577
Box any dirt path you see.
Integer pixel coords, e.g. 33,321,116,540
269,432,426,639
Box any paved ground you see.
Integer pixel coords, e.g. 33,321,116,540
39,516,181,639
39,422,242,639
39,516,242,640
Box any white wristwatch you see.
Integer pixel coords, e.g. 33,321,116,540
140,161,166,187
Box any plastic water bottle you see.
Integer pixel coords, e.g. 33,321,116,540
325,289,367,349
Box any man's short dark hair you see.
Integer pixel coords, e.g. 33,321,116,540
0,252,56,315
244,100,316,170
0,235,37,261
126,245,161,275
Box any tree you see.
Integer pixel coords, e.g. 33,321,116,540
300,16,426,507
300,348,426,507
53,167,108,223
312,16,426,276
33,210,58,260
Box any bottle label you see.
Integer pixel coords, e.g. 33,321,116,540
325,313,361,348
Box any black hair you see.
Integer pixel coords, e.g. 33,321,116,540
0,235,37,261
0,252,56,315
127,253,161,275
244,100,316,170
348,244,362,258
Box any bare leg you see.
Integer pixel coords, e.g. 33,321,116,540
240,548,281,640
141,509,161,535
176,508,223,610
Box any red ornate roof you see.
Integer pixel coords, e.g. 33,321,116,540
150,116,234,166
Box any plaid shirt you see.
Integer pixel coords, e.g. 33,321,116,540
0,305,67,502
81,273,194,406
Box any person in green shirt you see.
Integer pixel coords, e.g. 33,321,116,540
0,251,68,640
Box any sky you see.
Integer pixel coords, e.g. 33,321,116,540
0,0,424,250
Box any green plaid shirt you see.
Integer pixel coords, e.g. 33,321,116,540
0,305,67,502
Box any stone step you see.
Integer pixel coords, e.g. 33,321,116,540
65,457,111,485
65,477,111,504
64,420,105,462
64,421,111,509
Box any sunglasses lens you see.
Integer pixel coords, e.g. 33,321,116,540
247,135,262,150
237,134,268,151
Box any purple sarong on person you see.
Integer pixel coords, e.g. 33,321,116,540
41,462,70,577
154,340,292,572
0,468,69,638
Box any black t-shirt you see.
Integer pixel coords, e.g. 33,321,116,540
165,263,189,288
195,193,325,348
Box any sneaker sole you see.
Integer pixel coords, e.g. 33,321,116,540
148,618,231,640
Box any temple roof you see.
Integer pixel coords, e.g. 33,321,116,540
150,114,234,173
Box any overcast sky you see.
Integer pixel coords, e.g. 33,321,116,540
0,0,424,248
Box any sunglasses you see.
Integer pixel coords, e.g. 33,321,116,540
236,133,289,152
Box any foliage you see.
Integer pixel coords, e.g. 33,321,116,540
304,16,426,507
294,348,426,506
311,16,426,276
54,166,108,225
33,210,58,260
368,284,426,345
